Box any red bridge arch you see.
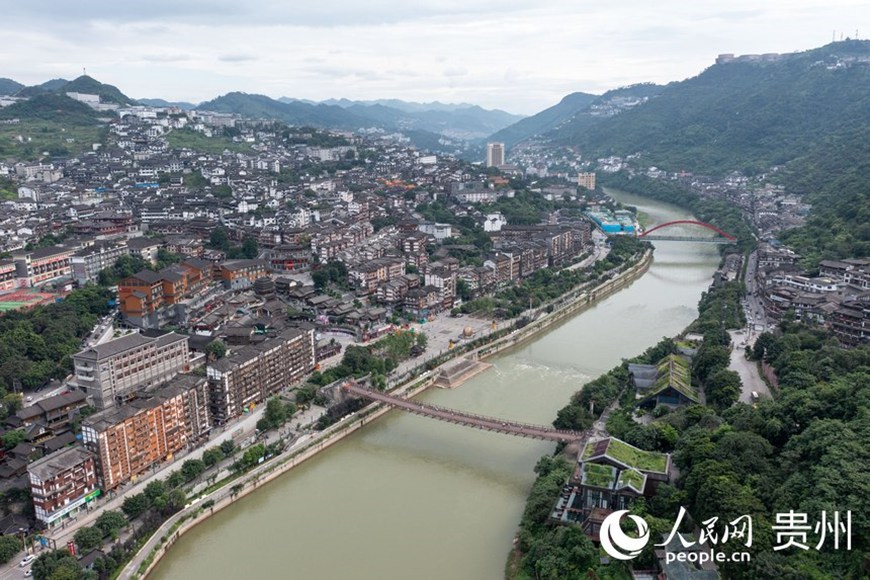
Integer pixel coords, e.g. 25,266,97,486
639,220,736,241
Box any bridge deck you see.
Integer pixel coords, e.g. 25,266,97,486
641,235,733,244
343,383,584,443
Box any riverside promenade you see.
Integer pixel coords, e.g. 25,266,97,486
122,249,654,579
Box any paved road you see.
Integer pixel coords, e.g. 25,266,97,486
730,249,771,404
729,330,770,404
0,400,327,579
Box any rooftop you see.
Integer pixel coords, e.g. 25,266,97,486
75,332,153,361
27,446,94,482
581,437,669,474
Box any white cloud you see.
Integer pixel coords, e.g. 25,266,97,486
0,1,866,113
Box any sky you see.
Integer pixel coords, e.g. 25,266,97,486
1,0,866,115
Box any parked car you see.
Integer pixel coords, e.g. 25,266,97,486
20,554,35,567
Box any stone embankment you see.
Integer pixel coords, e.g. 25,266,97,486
127,249,654,579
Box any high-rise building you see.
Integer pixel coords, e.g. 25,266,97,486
207,327,316,424
486,142,505,168
28,446,99,528
577,172,597,190
72,332,191,410
82,375,212,489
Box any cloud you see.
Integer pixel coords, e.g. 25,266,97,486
1,0,868,113
141,54,191,63
218,54,258,62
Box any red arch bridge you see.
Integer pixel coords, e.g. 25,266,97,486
638,220,737,244
342,382,585,443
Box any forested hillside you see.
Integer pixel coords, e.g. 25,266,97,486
777,124,870,268
514,282,870,579
567,40,870,177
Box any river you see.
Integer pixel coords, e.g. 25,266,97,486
150,190,721,580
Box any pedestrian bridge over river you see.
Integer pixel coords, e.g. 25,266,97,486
342,382,585,443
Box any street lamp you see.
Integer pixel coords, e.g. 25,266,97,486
18,527,28,555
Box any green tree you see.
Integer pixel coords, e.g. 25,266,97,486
202,447,224,468
0,535,22,564
706,368,742,410
73,526,104,552
31,550,84,580
181,459,206,482
155,248,182,269
166,488,187,513
240,237,259,259
94,510,126,537
2,393,23,414
209,227,230,251
2,429,27,450
166,470,186,489
205,339,227,360
692,344,731,384
219,439,237,456
121,493,149,520
143,480,167,503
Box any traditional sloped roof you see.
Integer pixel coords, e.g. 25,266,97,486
639,354,700,404
581,437,669,475
581,462,618,489
616,468,647,494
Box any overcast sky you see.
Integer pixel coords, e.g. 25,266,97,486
2,1,866,114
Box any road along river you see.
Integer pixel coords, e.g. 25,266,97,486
150,189,721,580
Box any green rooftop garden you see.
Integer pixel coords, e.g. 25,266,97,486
582,462,617,489
581,441,596,460
616,468,646,492
605,438,669,473
650,354,698,402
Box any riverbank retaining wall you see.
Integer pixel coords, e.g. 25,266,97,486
130,249,654,579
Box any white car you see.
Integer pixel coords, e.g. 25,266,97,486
19,554,35,567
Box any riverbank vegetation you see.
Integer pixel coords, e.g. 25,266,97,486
599,172,754,252
461,236,647,318
512,268,869,578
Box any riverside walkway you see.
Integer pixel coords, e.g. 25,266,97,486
342,382,585,443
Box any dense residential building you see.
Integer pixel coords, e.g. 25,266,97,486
28,446,99,528
485,252,521,286
831,300,870,347
217,259,269,290
13,245,75,287
267,244,311,273
70,241,129,286
206,327,316,424
0,260,16,292
424,265,457,309
348,257,405,295
81,375,211,489
117,260,213,328
72,332,191,410
71,212,136,236
118,270,165,319
16,391,89,436
127,237,162,265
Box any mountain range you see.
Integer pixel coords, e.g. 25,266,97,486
3,40,869,170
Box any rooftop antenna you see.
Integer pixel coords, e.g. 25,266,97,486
83,67,87,76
